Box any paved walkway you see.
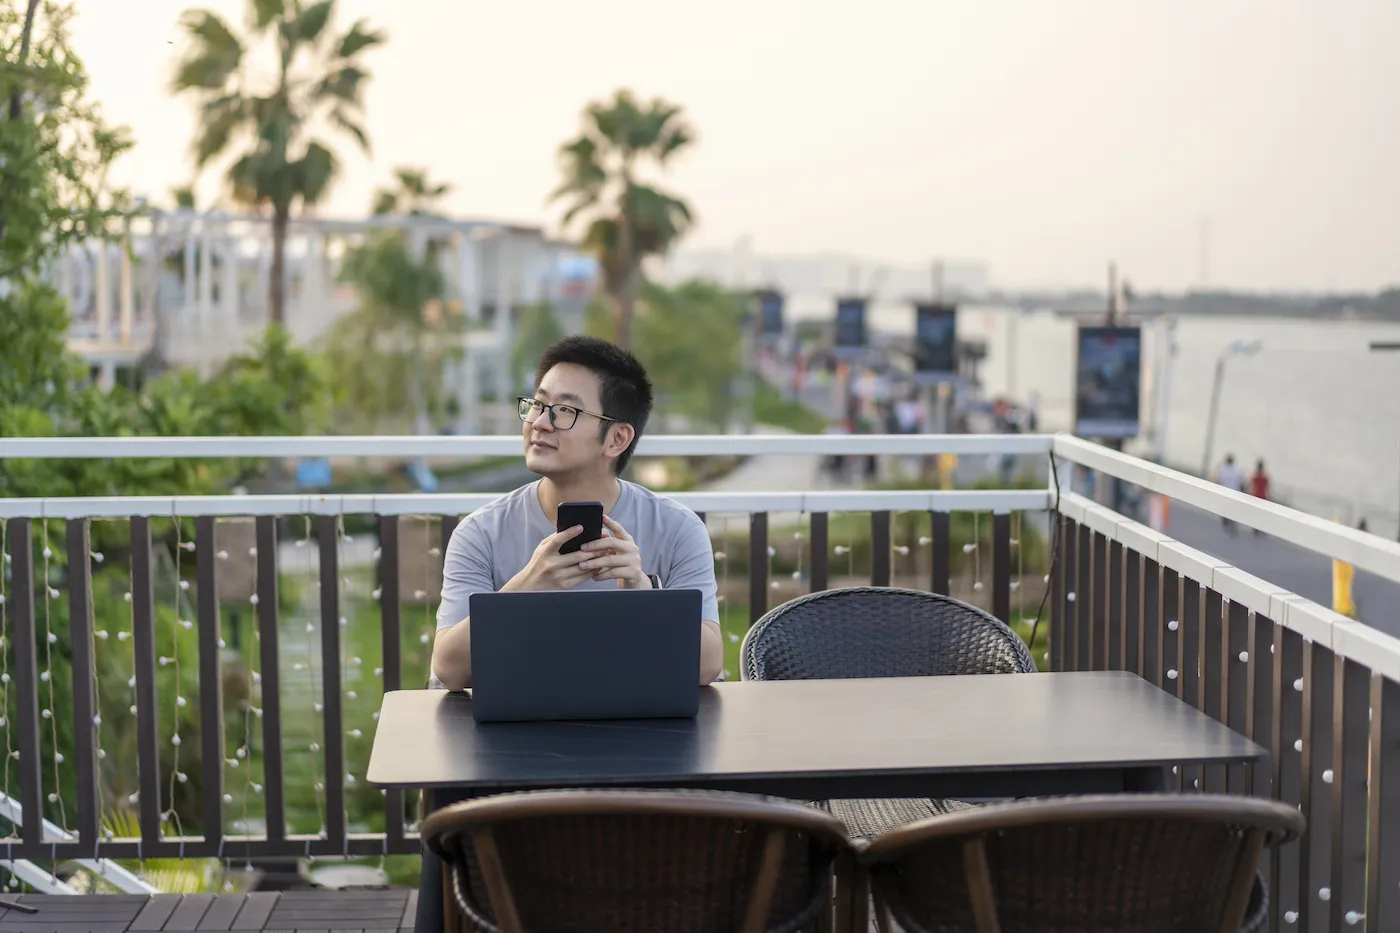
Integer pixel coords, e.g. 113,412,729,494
1163,502,1400,637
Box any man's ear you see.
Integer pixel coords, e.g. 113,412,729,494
603,422,635,460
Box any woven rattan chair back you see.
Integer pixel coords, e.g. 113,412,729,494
860,794,1304,933
741,587,1036,682
422,788,853,933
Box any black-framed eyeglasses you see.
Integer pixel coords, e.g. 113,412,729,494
518,396,618,431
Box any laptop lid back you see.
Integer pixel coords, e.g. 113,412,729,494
468,589,703,722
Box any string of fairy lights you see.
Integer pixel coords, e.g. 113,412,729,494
1,519,12,891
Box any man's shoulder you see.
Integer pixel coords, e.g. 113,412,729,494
623,481,704,530
458,482,538,534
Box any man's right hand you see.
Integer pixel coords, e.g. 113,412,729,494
506,525,596,591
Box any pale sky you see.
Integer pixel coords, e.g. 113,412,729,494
72,1,1400,292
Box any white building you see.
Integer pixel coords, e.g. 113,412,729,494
58,210,596,433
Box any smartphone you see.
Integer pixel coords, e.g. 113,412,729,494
557,501,604,554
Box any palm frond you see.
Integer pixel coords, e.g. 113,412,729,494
294,141,338,204
395,167,426,194
588,89,644,148
336,17,386,58
371,189,397,215
655,120,695,164
550,135,605,208
624,184,694,255
295,0,335,42
558,196,600,229
249,0,285,30
315,65,366,106
170,10,243,92
225,153,264,207
328,106,370,153
192,95,250,168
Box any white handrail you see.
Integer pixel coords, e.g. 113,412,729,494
1053,434,1400,587
0,433,1053,459
0,489,1054,520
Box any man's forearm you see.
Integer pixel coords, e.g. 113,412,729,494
434,572,538,690
700,619,723,685
431,619,473,691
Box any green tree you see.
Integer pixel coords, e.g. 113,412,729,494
325,172,459,432
551,89,695,349
511,302,566,392
0,0,130,282
170,0,384,327
633,280,745,431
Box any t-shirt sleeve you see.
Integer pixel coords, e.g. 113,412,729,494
666,511,721,622
436,515,495,631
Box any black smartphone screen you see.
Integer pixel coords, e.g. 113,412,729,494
556,501,604,553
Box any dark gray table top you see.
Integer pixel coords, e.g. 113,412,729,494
366,671,1266,799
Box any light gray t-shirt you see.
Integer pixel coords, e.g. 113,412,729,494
435,479,721,631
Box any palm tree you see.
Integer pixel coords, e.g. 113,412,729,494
551,89,695,349
170,0,384,327
372,166,451,218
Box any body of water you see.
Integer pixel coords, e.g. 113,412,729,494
786,297,1400,537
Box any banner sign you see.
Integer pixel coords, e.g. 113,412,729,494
1074,325,1142,439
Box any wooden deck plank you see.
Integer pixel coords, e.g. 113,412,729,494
0,918,131,924
164,895,215,932
130,896,182,932
195,896,245,932
0,912,143,923
0,893,420,933
229,894,278,931
16,898,151,905
264,907,403,913
0,909,144,921
264,912,401,923
271,896,400,904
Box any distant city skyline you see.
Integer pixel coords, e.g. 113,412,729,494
70,0,1400,292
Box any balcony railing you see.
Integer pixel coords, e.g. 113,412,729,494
0,433,1398,930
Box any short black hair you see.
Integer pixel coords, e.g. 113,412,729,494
534,336,653,474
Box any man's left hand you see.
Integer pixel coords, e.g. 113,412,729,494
578,515,651,589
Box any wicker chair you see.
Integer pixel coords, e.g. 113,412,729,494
422,788,854,933
859,794,1304,933
740,587,1037,837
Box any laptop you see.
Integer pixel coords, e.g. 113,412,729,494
467,588,704,722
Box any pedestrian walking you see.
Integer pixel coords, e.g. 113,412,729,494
1217,454,1244,536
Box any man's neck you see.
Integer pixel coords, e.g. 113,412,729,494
536,472,622,524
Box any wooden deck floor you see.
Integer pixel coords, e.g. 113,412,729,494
0,892,418,933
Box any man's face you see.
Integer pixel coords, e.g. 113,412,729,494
522,363,619,477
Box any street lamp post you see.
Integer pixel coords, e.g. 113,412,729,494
1201,339,1262,477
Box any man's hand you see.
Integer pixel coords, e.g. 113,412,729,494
507,525,596,592
578,515,651,589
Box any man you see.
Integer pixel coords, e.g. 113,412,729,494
1217,454,1244,536
417,337,723,931
1248,459,1270,537
431,335,724,688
